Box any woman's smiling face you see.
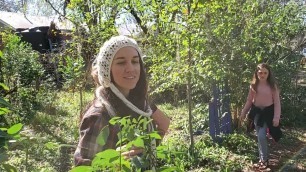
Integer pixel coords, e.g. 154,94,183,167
111,46,140,97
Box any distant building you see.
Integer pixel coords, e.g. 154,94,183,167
0,11,73,32
0,11,73,53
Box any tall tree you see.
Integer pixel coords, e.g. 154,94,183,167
50,0,306,139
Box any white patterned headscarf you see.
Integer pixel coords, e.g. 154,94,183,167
96,35,152,117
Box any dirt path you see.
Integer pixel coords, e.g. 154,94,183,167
268,129,306,172
245,127,306,172
279,145,306,172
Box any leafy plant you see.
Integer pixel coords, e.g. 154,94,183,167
0,32,44,123
71,116,178,171
0,83,23,172
220,133,257,155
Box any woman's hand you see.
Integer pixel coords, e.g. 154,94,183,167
117,145,143,159
151,109,170,138
239,114,246,121
273,119,279,127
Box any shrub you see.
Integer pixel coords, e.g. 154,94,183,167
220,133,257,155
0,32,44,124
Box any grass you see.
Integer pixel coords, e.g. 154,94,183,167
4,90,94,172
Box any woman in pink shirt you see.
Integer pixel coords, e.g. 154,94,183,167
240,63,282,170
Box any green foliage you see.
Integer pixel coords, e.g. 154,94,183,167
1,0,306,170
4,90,303,171
143,0,306,113
0,84,22,172
63,1,305,166
192,105,209,132
72,116,178,171
58,55,85,91
96,126,109,146
0,31,44,124
271,55,306,127
63,0,306,132
221,133,257,155
160,131,253,171
1,32,43,87
4,93,82,172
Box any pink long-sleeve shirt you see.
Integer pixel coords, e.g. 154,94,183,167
241,84,281,121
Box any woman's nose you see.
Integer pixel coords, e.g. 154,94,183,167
125,62,134,72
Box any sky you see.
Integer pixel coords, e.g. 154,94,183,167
1,0,141,35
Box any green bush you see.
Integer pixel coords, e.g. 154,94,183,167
0,32,44,124
0,84,23,172
220,133,257,155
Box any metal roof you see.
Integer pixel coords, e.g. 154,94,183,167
0,11,73,31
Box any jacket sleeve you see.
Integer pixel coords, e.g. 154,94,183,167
74,107,105,166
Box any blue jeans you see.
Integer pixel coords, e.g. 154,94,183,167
254,114,268,162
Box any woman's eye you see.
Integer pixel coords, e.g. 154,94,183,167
115,60,139,65
116,61,125,65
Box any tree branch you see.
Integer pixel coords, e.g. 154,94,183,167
44,0,78,25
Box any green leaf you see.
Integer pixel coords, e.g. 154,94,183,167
125,142,133,150
0,97,11,108
120,117,127,126
116,137,128,147
156,145,167,159
0,108,10,115
127,129,135,141
7,123,23,135
144,118,153,127
69,166,93,172
122,162,131,172
12,133,20,140
157,150,166,159
45,142,59,150
149,132,162,139
96,126,109,146
2,163,18,172
109,116,121,125
95,149,120,159
132,118,137,124
0,83,9,90
132,137,144,148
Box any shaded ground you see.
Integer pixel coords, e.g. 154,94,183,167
279,145,306,172
243,127,306,172
268,129,306,172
